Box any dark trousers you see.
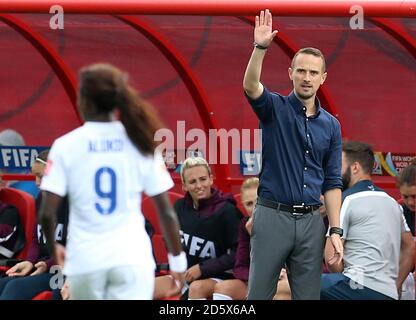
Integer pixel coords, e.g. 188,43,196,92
320,274,394,300
0,273,61,300
247,203,326,300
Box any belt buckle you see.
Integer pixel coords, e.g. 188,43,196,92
292,205,304,216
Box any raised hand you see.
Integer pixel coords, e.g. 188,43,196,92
254,9,278,48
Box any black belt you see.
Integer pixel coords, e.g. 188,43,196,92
257,197,320,215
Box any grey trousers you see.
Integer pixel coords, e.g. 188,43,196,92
247,203,326,300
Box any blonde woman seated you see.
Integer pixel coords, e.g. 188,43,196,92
154,157,242,299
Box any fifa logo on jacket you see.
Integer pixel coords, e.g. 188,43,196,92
180,230,216,258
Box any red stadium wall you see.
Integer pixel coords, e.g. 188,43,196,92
0,1,415,197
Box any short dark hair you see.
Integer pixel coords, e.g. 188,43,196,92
291,47,326,72
342,141,374,176
397,158,416,187
36,149,50,162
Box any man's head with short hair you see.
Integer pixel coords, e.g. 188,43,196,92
291,47,326,73
342,141,374,189
0,130,25,182
397,158,416,188
0,129,25,146
397,158,416,212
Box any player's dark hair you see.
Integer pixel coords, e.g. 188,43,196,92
36,149,50,162
342,141,374,176
79,63,163,155
397,158,416,187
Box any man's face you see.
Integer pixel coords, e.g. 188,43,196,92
289,53,327,100
341,152,352,190
399,184,416,212
182,165,213,203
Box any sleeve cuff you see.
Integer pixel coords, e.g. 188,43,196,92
39,257,54,271
199,262,208,278
322,181,343,194
244,85,268,107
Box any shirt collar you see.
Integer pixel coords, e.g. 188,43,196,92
288,91,321,118
349,179,375,194
354,179,374,189
342,179,375,201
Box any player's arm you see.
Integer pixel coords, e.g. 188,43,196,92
39,191,64,265
243,9,278,99
153,192,182,256
152,192,186,292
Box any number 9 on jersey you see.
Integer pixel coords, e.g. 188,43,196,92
94,167,117,214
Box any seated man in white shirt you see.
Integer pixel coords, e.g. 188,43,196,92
321,141,414,300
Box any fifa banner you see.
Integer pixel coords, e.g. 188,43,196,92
239,151,415,177
240,151,416,177
161,149,262,175
373,152,415,177
0,146,49,170
240,151,261,176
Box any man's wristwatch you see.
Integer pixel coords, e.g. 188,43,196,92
329,227,343,237
253,42,269,50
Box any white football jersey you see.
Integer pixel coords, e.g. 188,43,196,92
41,121,173,276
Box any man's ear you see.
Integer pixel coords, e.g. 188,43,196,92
352,162,360,174
321,72,327,85
288,67,293,80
